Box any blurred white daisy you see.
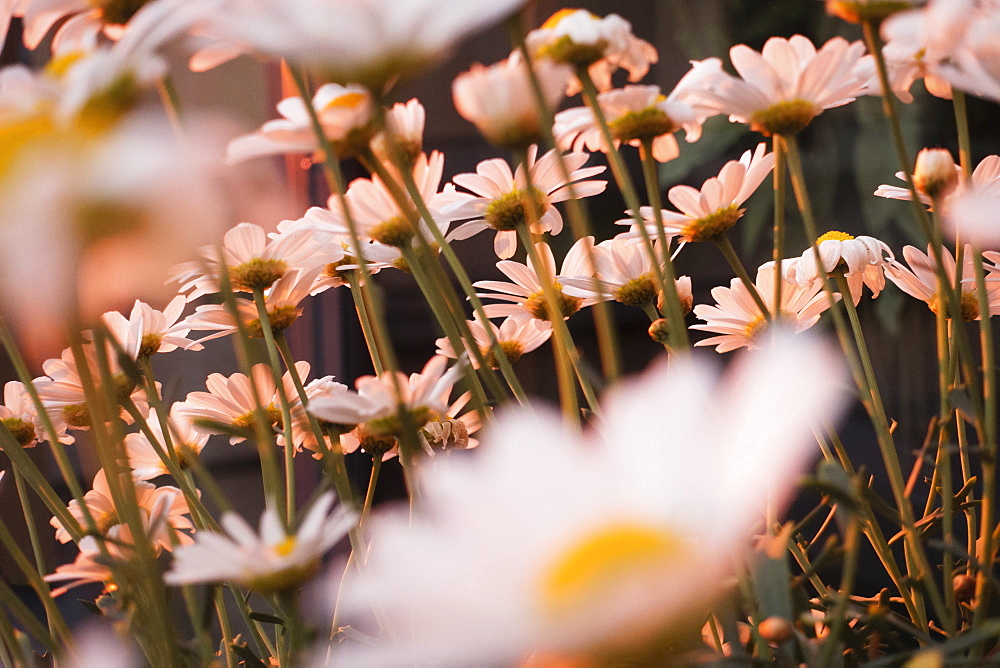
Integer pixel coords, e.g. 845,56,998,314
617,143,774,243
442,146,606,259
1,380,72,447
692,262,840,353
783,232,894,304
676,35,870,136
332,332,845,665
452,53,571,149
165,491,354,593
124,406,210,480
526,9,658,95
226,83,373,163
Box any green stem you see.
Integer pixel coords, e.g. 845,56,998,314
773,135,787,319
361,456,382,525
714,233,770,318
346,271,385,375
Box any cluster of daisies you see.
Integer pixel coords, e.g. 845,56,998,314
2,0,1000,664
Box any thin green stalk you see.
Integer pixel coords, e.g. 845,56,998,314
818,519,860,667
346,271,385,375
0,576,57,658
953,90,973,180
11,467,63,642
773,135,787,319
507,15,622,379
361,456,382,525
714,233,771,318
251,288,298,525
215,589,238,668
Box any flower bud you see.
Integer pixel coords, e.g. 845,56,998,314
648,318,670,344
913,148,959,200
758,616,793,644
954,573,977,605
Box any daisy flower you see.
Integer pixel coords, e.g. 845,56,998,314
289,375,353,457
443,146,606,259
124,407,210,481
676,35,870,136
692,262,840,353
783,231,894,304
1,380,72,447
332,332,845,665
435,315,552,369
308,355,463,459
177,361,308,446
50,468,193,552
102,296,203,358
420,391,482,454
164,491,354,594
183,266,323,344
226,83,373,163
213,0,526,87
371,97,426,167
452,54,571,149
554,84,711,163
617,143,774,243
526,9,658,95
560,236,666,311
43,535,117,597
474,239,604,321
886,244,1000,320
826,0,917,24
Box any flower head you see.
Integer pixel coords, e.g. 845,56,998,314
886,244,1000,320
435,315,552,369
783,232,894,304
0,380,71,447
124,406,210,480
165,492,354,593
442,146,606,259
677,35,870,136
333,333,845,664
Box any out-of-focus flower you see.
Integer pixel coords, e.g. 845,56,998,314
435,315,552,369
676,35,870,136
442,146,606,259
333,332,845,665
453,54,571,149
0,380,72,447
371,97,425,167
554,84,711,163
692,262,840,353
124,407,210,480
783,232,894,304
209,0,526,88
876,153,1000,207
826,0,916,24
913,148,960,199
0,113,234,361
887,244,1000,320
526,9,658,95
164,492,354,593
618,143,774,243
226,84,373,163
50,468,193,552
178,362,308,447
475,239,603,321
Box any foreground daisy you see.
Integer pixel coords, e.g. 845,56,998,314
783,232,894,304
332,333,845,665
618,144,774,243
443,146,606,259
435,315,552,369
677,35,870,136
692,262,840,353
165,492,354,594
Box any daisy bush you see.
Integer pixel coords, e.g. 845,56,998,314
0,1,1000,666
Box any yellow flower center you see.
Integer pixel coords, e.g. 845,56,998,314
324,92,367,111
63,404,91,429
816,230,855,244
680,203,744,243
231,405,284,432
229,258,288,292
483,340,525,369
542,8,590,29
2,418,37,447
364,406,433,438
613,274,658,307
45,51,85,78
540,523,684,616
274,535,296,557
930,292,981,322
370,214,415,248
608,107,678,143
524,285,584,321
0,115,57,181
246,305,301,338
484,188,550,232
139,333,162,358
826,0,913,23
749,99,818,136
76,72,140,133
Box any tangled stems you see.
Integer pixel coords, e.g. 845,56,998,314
786,134,939,628
575,67,690,352
772,136,787,323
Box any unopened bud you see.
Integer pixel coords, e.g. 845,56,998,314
758,616,793,644
954,573,977,605
648,318,670,344
913,148,959,200
656,276,694,315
